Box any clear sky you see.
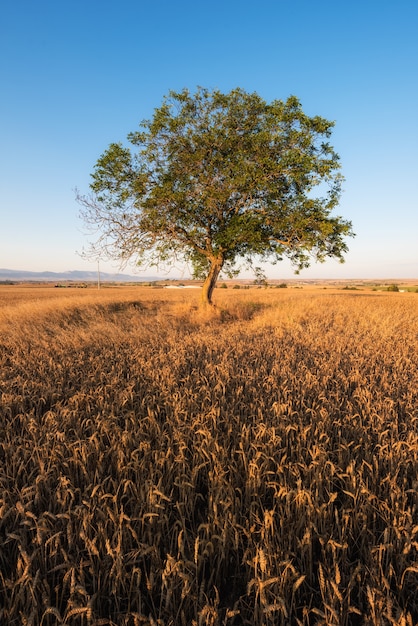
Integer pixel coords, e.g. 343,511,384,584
1,0,417,279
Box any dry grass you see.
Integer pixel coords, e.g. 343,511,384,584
0,284,417,625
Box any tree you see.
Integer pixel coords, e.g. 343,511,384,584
78,87,354,306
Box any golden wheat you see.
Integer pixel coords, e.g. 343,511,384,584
0,284,417,624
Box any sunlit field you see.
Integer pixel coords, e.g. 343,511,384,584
1,284,417,625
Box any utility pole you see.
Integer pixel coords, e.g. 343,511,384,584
97,260,101,290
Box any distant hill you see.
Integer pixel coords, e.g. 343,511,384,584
0,268,159,283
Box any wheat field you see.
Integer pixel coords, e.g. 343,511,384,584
0,284,417,625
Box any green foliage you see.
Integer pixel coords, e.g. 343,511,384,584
387,283,399,292
78,87,354,303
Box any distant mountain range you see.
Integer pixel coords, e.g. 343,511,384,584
0,268,159,282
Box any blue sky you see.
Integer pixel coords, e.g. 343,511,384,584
1,0,417,279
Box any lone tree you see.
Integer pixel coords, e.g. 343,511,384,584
78,87,354,305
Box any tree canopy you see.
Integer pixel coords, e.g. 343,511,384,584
78,87,354,304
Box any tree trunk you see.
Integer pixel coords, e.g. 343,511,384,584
201,259,223,306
